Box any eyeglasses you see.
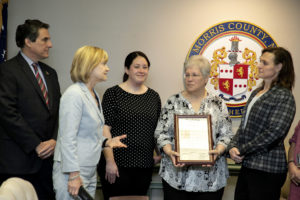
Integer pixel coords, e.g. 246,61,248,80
183,73,201,79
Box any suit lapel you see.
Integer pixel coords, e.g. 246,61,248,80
241,86,277,126
240,89,260,127
256,86,277,102
78,83,104,124
16,54,49,110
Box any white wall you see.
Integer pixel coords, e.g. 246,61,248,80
7,0,300,140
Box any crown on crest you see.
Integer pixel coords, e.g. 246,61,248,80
230,36,241,42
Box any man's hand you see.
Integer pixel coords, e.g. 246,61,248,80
35,139,56,159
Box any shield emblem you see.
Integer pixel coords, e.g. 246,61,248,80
219,64,249,96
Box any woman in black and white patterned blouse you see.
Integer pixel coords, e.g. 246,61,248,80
97,51,161,200
155,55,233,200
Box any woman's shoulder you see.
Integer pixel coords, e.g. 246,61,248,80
207,92,222,100
295,120,300,132
146,87,160,97
60,83,85,104
164,93,182,103
62,83,83,96
206,92,225,103
103,85,120,95
273,85,293,93
271,85,294,99
160,93,182,111
105,85,119,92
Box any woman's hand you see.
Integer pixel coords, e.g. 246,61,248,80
106,135,127,148
210,149,221,161
163,144,185,167
201,149,221,168
68,172,82,197
229,147,244,163
201,145,225,167
105,160,119,184
289,162,300,186
153,155,162,165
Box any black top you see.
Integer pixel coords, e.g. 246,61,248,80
102,85,161,168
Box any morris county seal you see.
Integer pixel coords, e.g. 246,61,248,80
186,21,277,117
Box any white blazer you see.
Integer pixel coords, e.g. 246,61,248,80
54,82,105,172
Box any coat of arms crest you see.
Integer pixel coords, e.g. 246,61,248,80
187,21,277,117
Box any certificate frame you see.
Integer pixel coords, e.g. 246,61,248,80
174,114,214,165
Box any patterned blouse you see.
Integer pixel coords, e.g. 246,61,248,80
155,92,233,192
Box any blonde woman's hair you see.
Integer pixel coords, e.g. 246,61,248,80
70,46,108,83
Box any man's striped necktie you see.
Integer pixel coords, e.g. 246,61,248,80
32,63,49,108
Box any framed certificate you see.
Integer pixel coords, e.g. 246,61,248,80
174,114,214,165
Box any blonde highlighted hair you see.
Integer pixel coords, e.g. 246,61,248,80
70,46,108,83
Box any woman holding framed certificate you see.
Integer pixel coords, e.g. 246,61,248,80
155,55,234,200
228,47,296,200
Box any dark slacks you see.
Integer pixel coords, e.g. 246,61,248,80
162,179,224,200
98,163,153,200
234,166,286,200
0,159,55,200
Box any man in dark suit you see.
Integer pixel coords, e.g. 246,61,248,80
0,19,61,200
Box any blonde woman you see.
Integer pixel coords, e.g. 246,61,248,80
53,46,126,200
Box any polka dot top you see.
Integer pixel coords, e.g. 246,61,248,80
102,85,161,168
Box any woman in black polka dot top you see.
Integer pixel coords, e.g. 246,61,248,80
97,51,161,199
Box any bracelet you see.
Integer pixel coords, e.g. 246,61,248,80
102,138,108,148
68,174,80,181
288,160,295,164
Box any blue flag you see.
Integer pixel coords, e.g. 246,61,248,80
0,0,8,63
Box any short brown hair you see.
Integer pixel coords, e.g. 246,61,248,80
16,19,49,48
70,46,108,83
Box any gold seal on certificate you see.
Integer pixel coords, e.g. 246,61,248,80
174,114,214,165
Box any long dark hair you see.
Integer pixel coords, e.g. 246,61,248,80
261,47,295,90
123,51,150,82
